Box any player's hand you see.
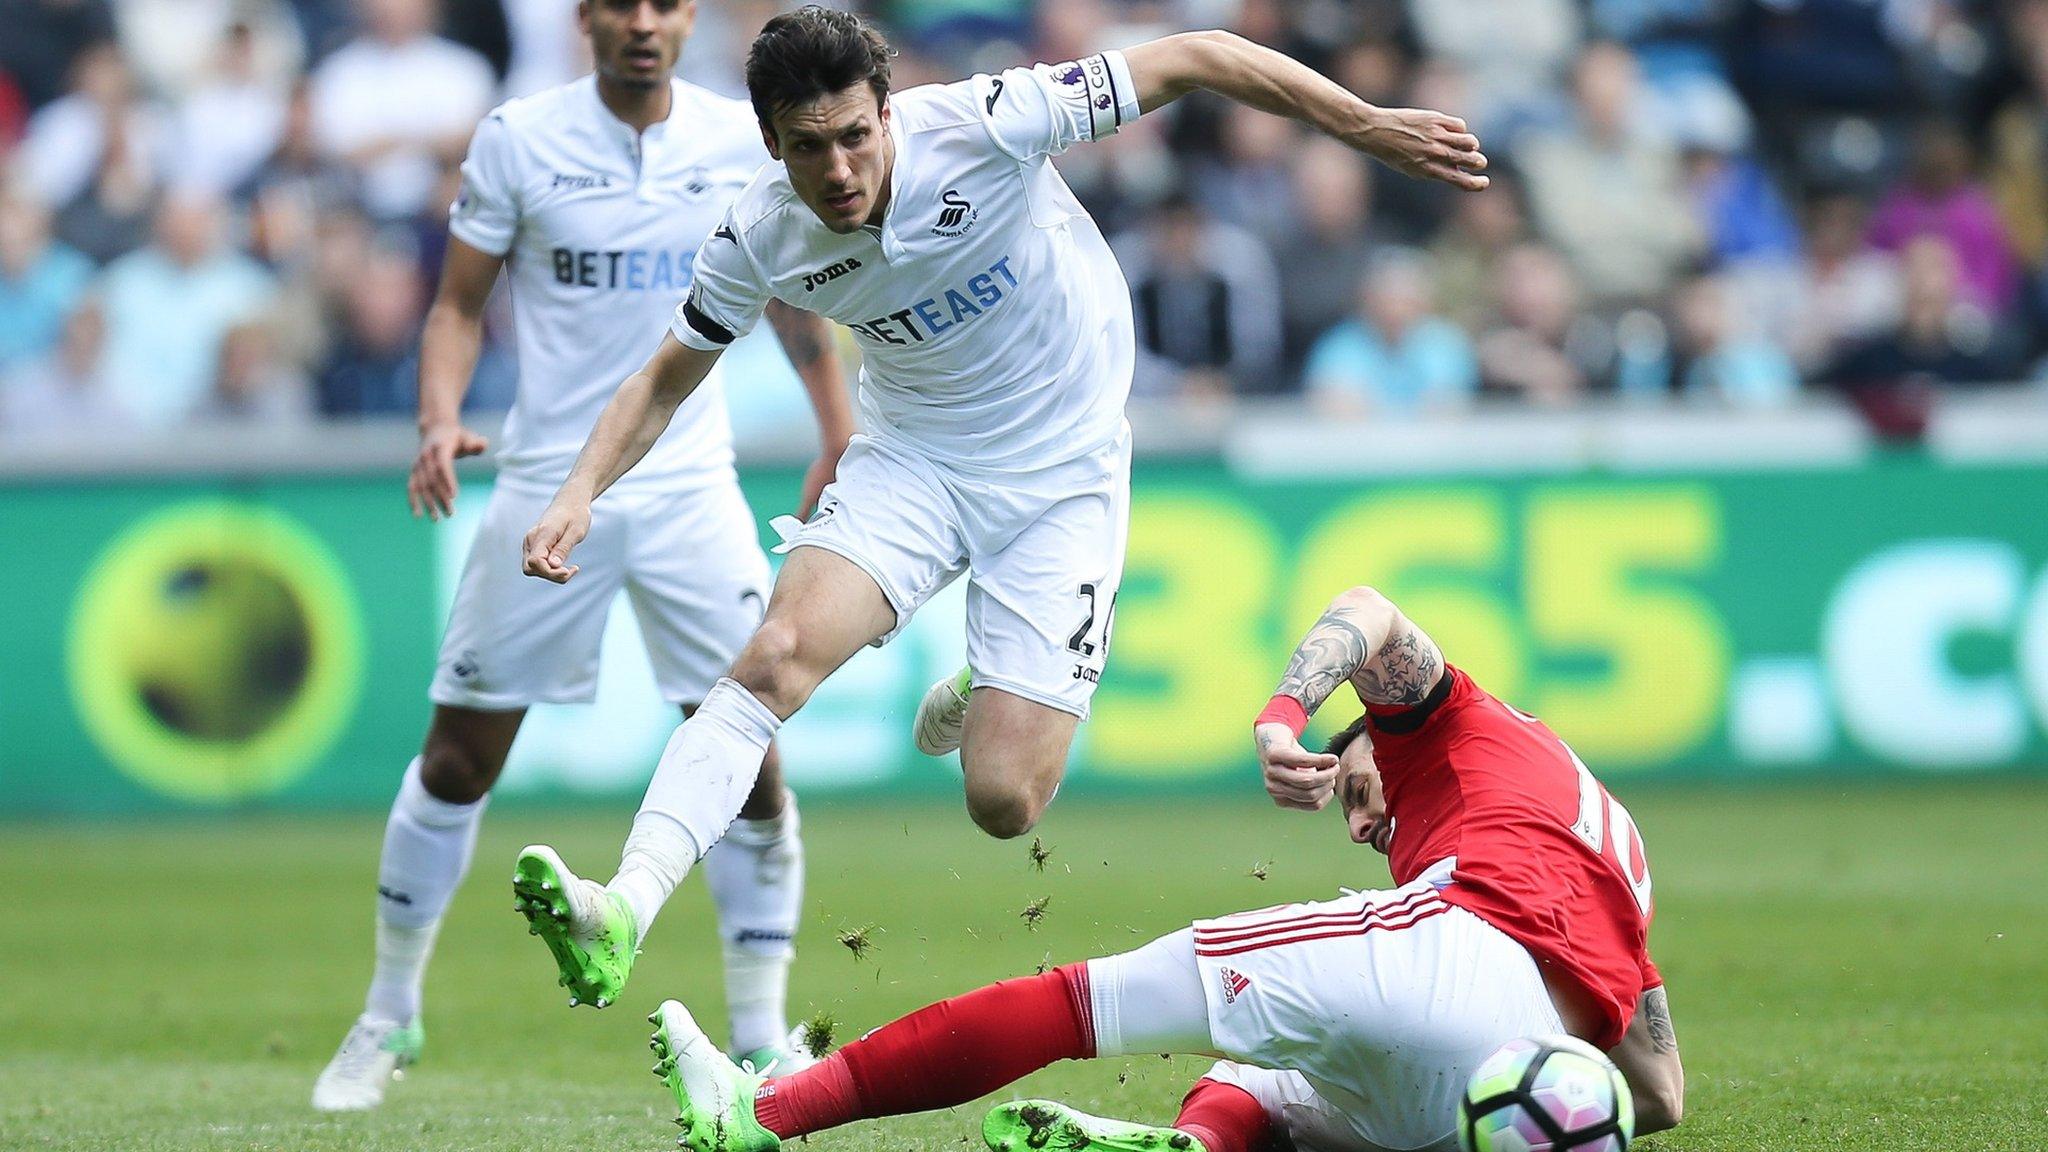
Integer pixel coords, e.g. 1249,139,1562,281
1336,738,1392,853
408,422,489,520
522,499,589,583
796,441,846,520
1256,721,1339,811
1347,108,1489,191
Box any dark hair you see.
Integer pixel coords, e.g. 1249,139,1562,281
746,6,893,136
1325,714,1370,757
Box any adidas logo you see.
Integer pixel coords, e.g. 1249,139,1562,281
1220,967,1250,1003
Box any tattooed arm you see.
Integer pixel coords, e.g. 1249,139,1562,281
1255,585,1445,810
1608,986,1684,1135
1275,585,1445,710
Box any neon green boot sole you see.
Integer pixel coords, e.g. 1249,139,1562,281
511,845,637,1007
982,1101,1208,1152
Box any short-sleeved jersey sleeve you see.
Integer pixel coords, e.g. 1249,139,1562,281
974,50,1145,161
671,216,770,351
447,111,521,257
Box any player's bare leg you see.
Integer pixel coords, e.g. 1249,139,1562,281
726,545,897,716
957,688,1078,838
518,546,891,1006
418,705,528,803
315,705,522,1111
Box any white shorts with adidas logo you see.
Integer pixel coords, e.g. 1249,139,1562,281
1189,871,1565,1152
1085,865,1564,1152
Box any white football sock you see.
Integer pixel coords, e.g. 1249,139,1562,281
365,757,487,1022
610,678,781,938
703,792,804,1054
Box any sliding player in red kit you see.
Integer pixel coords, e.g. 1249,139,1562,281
642,585,1685,1152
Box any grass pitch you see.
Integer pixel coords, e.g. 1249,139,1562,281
3,782,2044,1152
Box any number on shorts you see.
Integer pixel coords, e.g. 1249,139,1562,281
1066,582,1117,658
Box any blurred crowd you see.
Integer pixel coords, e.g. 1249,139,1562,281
5,0,2048,434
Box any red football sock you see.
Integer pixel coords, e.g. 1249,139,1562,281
753,964,1096,1139
1172,1077,1277,1152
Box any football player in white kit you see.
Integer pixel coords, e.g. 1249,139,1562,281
310,0,852,1112
506,6,1489,1009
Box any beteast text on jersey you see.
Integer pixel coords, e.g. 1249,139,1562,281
551,246,698,291
842,255,1019,347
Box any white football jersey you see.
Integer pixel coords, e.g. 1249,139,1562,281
450,75,767,491
673,52,1145,473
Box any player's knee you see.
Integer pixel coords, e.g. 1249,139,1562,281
730,621,820,717
966,795,1039,839
418,739,500,804
963,777,1047,840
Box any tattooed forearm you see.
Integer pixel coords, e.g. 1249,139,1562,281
766,302,831,366
1355,628,1441,707
1275,610,1371,714
1642,987,1677,1054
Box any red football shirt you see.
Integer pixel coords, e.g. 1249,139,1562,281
1367,666,1661,1048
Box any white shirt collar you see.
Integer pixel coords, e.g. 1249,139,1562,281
871,101,911,261
586,75,683,150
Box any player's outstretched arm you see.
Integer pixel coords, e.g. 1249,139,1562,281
1608,986,1684,1135
522,334,722,583
764,300,855,519
1121,31,1488,190
409,237,503,520
1253,586,1445,810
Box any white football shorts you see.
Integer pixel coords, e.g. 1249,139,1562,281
430,475,771,709
771,423,1131,718
1187,876,1567,1152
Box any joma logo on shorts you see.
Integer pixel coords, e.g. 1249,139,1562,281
1071,664,1100,683
802,257,863,292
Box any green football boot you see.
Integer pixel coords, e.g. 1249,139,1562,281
649,1000,780,1152
983,1101,1209,1152
512,844,638,1008
311,1015,425,1111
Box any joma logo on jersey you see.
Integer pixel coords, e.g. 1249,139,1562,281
550,172,613,189
931,189,978,237
802,257,864,292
